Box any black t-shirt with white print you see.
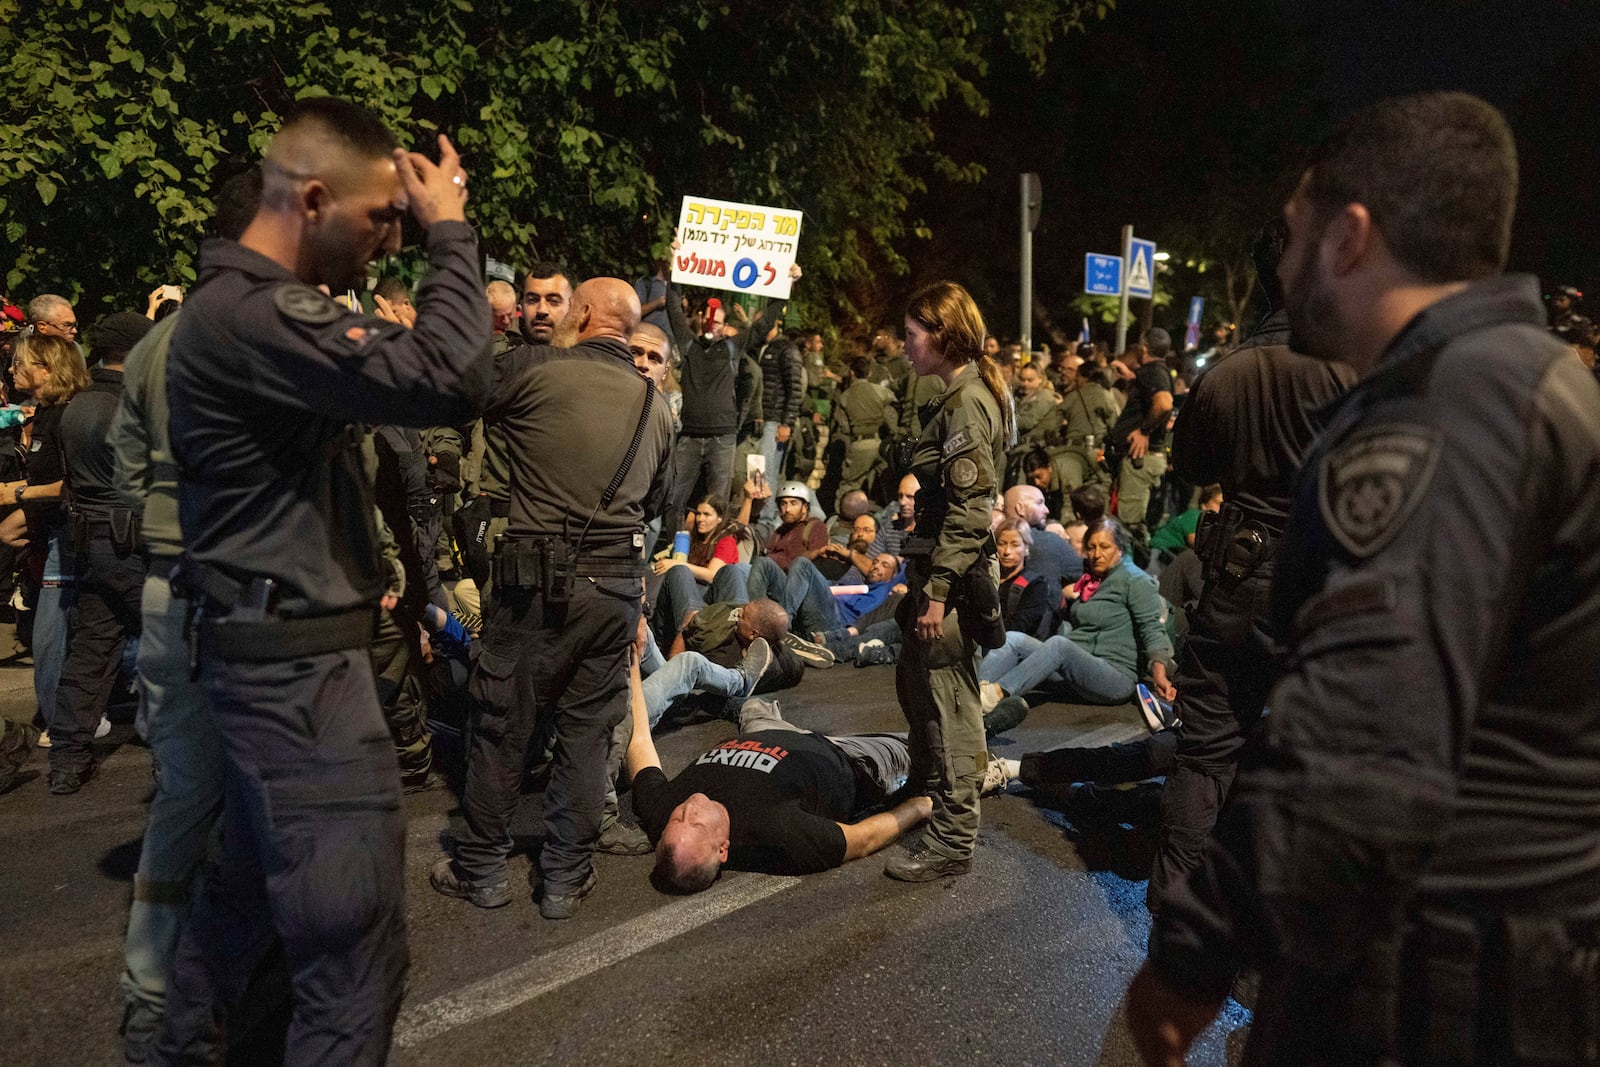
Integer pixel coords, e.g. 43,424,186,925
633,729,855,873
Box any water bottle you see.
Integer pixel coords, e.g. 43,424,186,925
672,531,690,562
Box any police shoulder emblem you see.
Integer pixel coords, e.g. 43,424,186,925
273,284,342,325
1318,422,1442,559
949,456,979,489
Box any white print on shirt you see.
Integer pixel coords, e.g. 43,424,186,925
694,739,791,774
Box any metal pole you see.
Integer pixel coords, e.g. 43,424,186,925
1115,223,1133,354
1020,174,1034,358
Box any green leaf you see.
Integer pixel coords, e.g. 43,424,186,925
420,75,442,100
35,175,57,206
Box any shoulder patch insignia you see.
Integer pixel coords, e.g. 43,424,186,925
1318,423,1442,559
943,428,972,456
274,284,342,326
949,456,979,490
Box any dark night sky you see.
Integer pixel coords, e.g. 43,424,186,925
907,0,1600,338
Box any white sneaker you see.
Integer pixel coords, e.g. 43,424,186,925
980,751,1013,797
980,681,1004,713
36,729,51,748
95,716,112,740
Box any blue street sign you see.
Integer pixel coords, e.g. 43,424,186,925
1126,237,1156,298
1085,253,1122,296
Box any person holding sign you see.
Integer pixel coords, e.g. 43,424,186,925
660,229,801,551
883,282,1015,882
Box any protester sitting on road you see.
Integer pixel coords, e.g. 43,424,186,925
765,550,904,643
641,603,799,727
1000,483,1083,595
648,496,757,649
627,681,1006,892
737,477,828,571
995,520,1053,639
812,511,884,583
979,517,1176,736
825,489,874,543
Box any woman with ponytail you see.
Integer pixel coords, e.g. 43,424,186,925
884,281,1014,882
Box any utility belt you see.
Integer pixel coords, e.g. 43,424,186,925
71,506,142,556
1193,503,1276,585
1341,905,1600,1065
492,537,647,603
1060,433,1099,449
488,497,511,519
171,560,374,669
901,535,938,558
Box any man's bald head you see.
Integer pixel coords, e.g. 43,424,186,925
1004,484,1048,527
838,490,871,521
550,278,642,348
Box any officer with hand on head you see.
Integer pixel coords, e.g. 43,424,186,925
155,97,492,1064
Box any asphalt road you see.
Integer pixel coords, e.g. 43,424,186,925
0,647,1250,1066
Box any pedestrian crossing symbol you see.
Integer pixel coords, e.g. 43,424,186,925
1126,238,1156,298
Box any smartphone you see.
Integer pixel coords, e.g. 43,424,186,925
746,454,766,479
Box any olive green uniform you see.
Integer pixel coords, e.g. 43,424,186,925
1053,379,1119,502
831,376,897,497
898,362,1004,861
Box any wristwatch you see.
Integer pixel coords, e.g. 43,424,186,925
12,484,23,504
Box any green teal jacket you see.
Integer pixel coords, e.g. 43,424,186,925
1065,563,1174,675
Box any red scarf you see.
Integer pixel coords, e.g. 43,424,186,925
1072,572,1101,602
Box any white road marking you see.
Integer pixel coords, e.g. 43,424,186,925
392,873,801,1049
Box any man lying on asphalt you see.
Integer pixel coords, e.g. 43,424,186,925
624,662,1005,893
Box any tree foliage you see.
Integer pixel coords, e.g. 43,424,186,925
2,0,1107,326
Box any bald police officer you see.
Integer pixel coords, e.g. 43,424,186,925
154,98,491,1064
1129,92,1600,1067
431,278,675,920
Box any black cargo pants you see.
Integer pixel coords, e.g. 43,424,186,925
455,577,640,894
152,648,407,1066
1148,566,1278,912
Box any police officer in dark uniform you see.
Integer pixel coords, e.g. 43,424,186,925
430,277,675,919
154,99,492,1064
1129,92,1600,1066
883,281,1013,881
1146,221,1355,910
50,311,153,793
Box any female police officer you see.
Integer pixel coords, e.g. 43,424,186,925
885,281,1015,881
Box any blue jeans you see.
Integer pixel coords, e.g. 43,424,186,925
641,650,746,727
651,563,749,647
122,573,225,1020
746,556,788,602
759,421,789,485
665,433,735,536
782,556,844,635
978,630,1136,705
33,527,74,726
